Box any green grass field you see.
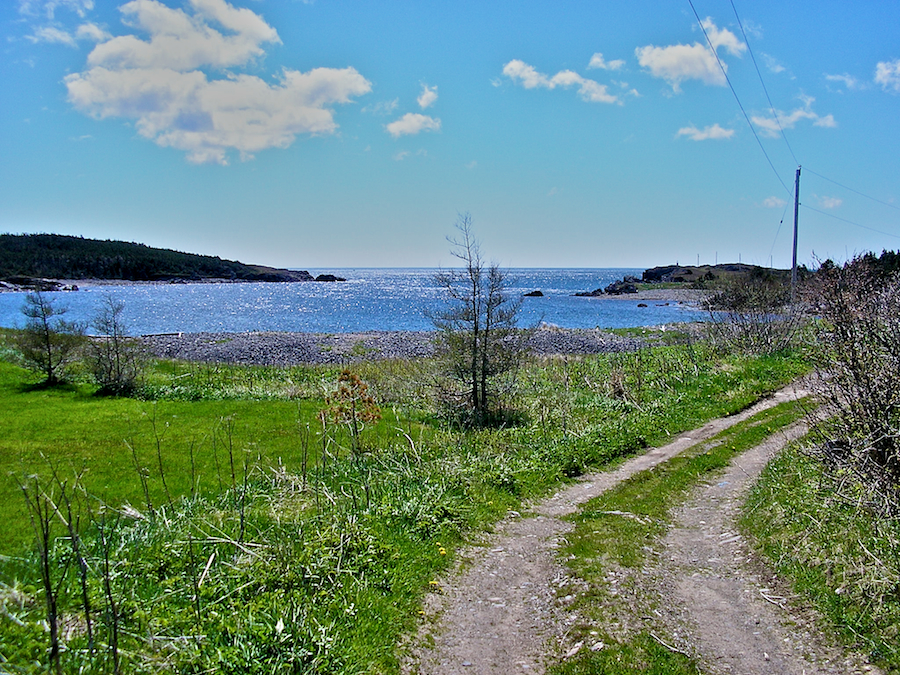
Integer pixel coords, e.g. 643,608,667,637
0,360,375,553
0,342,811,674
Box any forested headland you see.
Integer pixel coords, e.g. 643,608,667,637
0,233,314,282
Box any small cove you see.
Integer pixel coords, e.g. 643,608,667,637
0,268,705,335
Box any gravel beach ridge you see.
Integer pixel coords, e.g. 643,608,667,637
140,326,680,367
139,290,709,366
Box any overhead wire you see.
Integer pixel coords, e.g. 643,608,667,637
803,167,900,212
767,198,792,264
727,0,899,242
691,0,899,256
801,204,900,240
728,0,799,166
687,0,792,197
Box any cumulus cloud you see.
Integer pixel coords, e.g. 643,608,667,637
825,73,862,91
417,84,438,109
502,59,620,104
85,0,280,71
385,113,441,138
587,52,624,71
762,53,785,74
875,59,900,93
821,196,842,209
751,96,835,137
27,25,77,45
18,0,93,19
763,196,787,208
27,21,110,45
392,149,427,161
635,18,745,92
676,123,734,141
362,98,399,116
64,0,371,164
76,22,111,41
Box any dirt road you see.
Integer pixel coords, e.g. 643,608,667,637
405,383,880,674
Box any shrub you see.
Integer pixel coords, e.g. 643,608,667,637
807,257,900,512
703,269,801,355
14,291,84,385
87,295,146,395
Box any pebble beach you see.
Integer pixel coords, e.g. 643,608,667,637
141,323,703,367
138,289,709,366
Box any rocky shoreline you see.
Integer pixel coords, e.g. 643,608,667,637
140,325,694,367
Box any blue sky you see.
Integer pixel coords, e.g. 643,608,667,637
2,0,899,269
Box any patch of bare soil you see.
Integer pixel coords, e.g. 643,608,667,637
404,383,833,674
656,422,882,675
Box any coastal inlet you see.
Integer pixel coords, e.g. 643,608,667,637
0,269,707,335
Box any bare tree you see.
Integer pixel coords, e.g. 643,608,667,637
18,475,67,675
16,291,84,385
88,295,145,395
430,214,525,425
807,257,900,512
703,269,801,355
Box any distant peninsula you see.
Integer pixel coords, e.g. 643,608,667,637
0,233,337,286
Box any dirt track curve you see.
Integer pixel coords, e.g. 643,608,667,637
404,382,882,674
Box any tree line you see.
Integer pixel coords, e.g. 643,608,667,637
0,233,309,281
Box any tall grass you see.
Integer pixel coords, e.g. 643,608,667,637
0,342,807,673
551,398,809,675
743,443,900,673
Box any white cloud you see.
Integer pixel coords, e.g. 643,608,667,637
26,21,110,45
417,84,438,109
821,196,842,209
751,96,835,137
635,18,745,92
19,0,93,19
676,123,734,141
465,160,477,170
85,0,280,71
825,73,862,91
76,22,111,42
762,53,785,74
393,149,427,161
362,98,399,116
502,59,620,104
763,196,787,208
587,52,624,71
875,59,900,93
385,113,441,138
27,25,76,46
65,0,371,164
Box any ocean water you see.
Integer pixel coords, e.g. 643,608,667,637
0,269,705,335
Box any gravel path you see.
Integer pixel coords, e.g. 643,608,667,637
140,328,653,366
405,383,812,674
658,422,882,674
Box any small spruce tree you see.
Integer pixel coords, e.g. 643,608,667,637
16,291,84,385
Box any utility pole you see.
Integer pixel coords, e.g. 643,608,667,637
791,166,801,302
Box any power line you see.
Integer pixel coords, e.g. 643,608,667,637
804,167,900,212
767,198,792,263
687,0,792,197
801,203,900,240
728,0,799,166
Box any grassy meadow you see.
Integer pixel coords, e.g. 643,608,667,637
0,332,814,674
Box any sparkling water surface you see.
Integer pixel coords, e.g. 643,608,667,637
0,269,705,335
